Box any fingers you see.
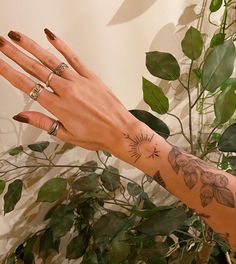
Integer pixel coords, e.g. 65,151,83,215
0,35,66,95
44,28,99,80
7,31,77,81
0,59,57,111
13,111,70,140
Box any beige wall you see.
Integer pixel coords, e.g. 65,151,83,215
0,0,208,262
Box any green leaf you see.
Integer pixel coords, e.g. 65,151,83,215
50,204,74,238
228,156,236,170
66,228,90,259
127,182,142,196
129,109,170,139
107,231,131,264
80,160,98,172
210,0,223,12
8,145,23,156
202,39,236,92
28,141,50,152
82,250,98,264
93,211,128,240
23,253,35,264
6,254,16,264
37,178,67,202
129,205,173,218
4,179,23,214
39,229,60,261
146,51,180,80
210,33,225,48
72,173,99,192
24,235,37,257
221,78,236,90
0,180,6,195
192,68,202,81
214,85,236,124
101,166,121,191
218,123,236,152
142,78,169,114
136,208,187,235
181,26,203,60
139,243,169,262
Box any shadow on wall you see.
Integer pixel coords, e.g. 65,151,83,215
108,0,157,25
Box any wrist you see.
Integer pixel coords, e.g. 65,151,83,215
107,114,171,176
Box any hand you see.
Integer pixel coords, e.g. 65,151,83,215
0,29,138,152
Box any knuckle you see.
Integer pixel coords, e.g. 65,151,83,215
70,56,80,65
15,75,27,88
30,61,41,72
44,56,56,68
10,47,19,57
63,83,77,97
38,117,48,130
0,60,7,73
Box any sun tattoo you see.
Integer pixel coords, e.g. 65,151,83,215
124,133,160,163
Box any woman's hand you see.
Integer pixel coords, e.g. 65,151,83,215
0,29,138,152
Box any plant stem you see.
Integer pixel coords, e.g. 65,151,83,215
187,60,194,154
166,112,191,144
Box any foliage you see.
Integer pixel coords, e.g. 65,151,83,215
1,1,236,263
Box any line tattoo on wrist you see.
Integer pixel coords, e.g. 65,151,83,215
124,132,160,163
168,146,235,208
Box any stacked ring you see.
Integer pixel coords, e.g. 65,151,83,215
48,120,60,136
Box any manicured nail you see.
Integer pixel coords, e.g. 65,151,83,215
44,28,56,40
8,31,21,42
0,37,4,47
13,114,29,123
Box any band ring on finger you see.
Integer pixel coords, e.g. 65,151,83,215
53,62,69,76
46,71,54,87
48,120,60,136
29,83,44,101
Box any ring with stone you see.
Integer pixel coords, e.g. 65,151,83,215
53,62,69,76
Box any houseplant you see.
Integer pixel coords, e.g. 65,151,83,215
1,0,236,263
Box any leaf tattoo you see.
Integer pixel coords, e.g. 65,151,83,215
168,146,235,208
153,170,166,188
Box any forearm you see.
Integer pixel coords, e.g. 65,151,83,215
109,120,236,250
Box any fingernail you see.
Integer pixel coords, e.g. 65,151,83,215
44,28,56,40
0,37,4,47
8,31,21,42
13,114,29,123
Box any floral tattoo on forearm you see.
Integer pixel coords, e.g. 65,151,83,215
168,146,235,208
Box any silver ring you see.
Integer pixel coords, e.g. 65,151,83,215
29,84,44,101
53,62,69,76
46,72,54,87
48,120,60,136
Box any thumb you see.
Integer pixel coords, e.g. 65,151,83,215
12,111,68,140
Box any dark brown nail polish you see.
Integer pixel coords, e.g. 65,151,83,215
44,28,56,40
8,31,21,42
0,37,4,47
13,114,29,123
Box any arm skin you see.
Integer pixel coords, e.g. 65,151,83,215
108,121,236,251
0,30,235,250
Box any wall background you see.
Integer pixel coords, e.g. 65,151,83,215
0,0,214,262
